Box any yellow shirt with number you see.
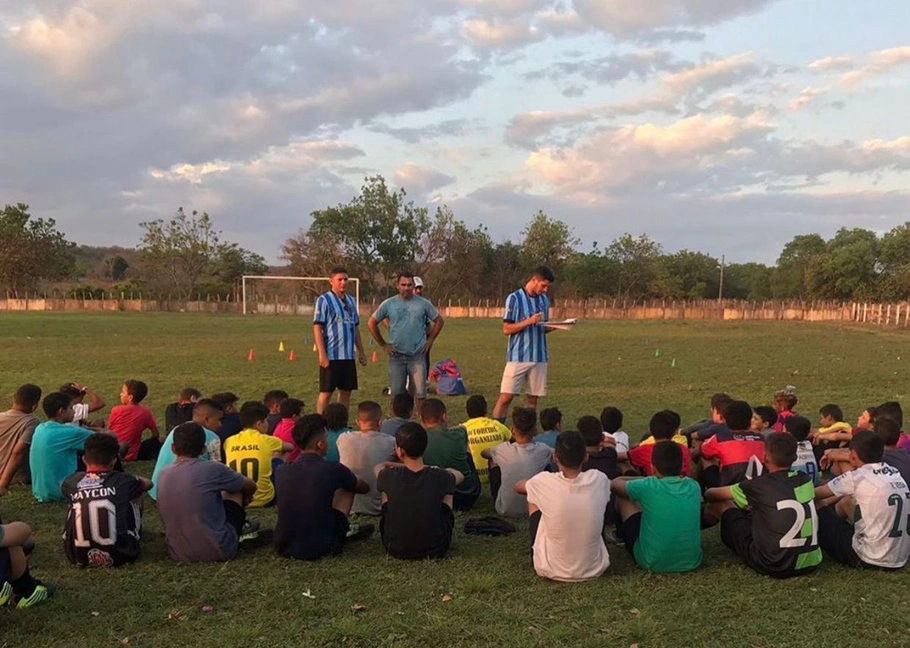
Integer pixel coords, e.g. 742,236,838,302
463,417,512,483
224,429,284,508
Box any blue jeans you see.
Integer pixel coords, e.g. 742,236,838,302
389,353,427,398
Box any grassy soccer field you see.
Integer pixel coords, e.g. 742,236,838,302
1,313,910,648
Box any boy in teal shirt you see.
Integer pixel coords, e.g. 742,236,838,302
611,441,703,573
149,399,224,500
30,393,95,503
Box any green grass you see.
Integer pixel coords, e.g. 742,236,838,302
2,313,910,647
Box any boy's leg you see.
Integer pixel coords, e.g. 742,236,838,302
817,504,861,567
529,509,542,549
700,462,721,491
614,496,642,555
489,465,502,501
0,522,51,607
453,489,478,512
834,495,857,522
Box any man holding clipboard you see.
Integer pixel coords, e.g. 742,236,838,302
492,266,572,420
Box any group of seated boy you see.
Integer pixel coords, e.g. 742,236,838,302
1,380,910,608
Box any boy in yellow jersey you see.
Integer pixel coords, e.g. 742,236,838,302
224,402,293,508
462,395,511,485
637,410,687,447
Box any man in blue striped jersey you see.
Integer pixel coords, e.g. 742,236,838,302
314,268,367,414
492,266,557,421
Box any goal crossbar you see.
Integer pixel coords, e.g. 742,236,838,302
241,275,360,315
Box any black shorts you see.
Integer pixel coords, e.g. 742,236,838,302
223,500,246,538
817,506,866,568
319,360,358,393
618,512,643,558
720,508,807,579
0,547,10,583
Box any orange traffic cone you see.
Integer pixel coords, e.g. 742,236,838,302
371,351,379,363
288,349,296,361
247,349,255,361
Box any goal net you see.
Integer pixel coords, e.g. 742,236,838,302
241,275,360,315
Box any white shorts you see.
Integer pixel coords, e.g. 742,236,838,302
500,362,548,397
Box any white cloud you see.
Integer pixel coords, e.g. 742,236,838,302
462,18,541,48
841,46,910,87
807,55,853,72
787,86,827,112
394,163,457,193
572,0,776,37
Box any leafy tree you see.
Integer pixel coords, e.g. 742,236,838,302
519,211,579,274
878,222,910,300
137,208,228,299
418,209,493,301
773,233,826,298
106,255,130,281
562,244,620,299
723,263,773,300
0,203,75,292
605,234,663,301
653,251,720,299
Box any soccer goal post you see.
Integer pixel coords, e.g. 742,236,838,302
241,275,360,315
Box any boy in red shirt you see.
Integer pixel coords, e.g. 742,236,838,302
621,411,692,478
108,380,159,461
698,400,765,488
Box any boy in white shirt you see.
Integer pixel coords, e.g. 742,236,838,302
815,431,910,569
600,406,629,454
60,383,105,428
337,401,396,515
516,430,610,582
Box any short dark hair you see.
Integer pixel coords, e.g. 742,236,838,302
465,395,488,419
723,400,753,431
876,401,903,429
13,384,42,408
391,393,414,419
193,398,223,417
357,400,383,424
554,431,586,469
851,430,885,464
512,407,537,435
397,271,415,283
874,416,902,446
179,387,201,402
59,383,84,399
329,266,348,277
649,411,677,440
293,414,327,450
263,390,289,408
210,392,239,409
531,266,555,282
577,416,603,447
785,416,812,441
754,406,778,428
42,392,72,418
652,441,683,477
711,393,732,411
323,403,349,430
599,406,623,434
239,401,270,429
396,422,428,459
661,409,681,431
819,404,844,422
766,433,797,468
124,379,148,404
420,398,446,424
774,389,798,410
280,398,305,419
83,433,120,467
539,407,562,431
173,422,206,457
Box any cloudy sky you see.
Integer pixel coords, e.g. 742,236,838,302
2,1,909,264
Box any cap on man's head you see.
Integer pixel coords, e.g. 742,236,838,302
414,276,424,288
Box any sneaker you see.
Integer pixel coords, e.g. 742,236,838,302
602,526,622,545
16,582,54,609
381,387,390,396
239,518,261,542
0,581,12,606
22,539,35,556
346,523,374,542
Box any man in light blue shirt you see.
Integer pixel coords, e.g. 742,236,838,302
149,399,224,500
368,272,444,409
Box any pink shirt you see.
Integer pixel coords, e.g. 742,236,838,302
897,433,910,452
108,405,157,461
274,418,300,463
772,410,796,433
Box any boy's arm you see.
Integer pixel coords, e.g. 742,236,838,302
704,486,735,502
137,477,153,492
514,479,528,495
445,467,464,486
814,483,835,500
240,477,257,496
480,448,494,460
374,461,401,479
0,439,30,495
611,476,644,498
353,478,370,494
280,442,294,453
820,448,850,469
81,386,106,413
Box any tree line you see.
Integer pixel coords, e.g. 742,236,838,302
4,176,910,302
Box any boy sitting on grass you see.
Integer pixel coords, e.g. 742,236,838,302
224,402,293,508
273,398,305,464
421,398,481,511
0,518,52,608
157,422,259,563
821,417,910,487
751,406,778,439
274,414,372,561
534,407,562,449
0,383,43,496
211,392,241,449
379,393,414,437
815,431,910,569
785,416,821,485
376,422,462,560
59,382,105,428
337,401,396,515
601,406,630,454
63,433,152,567
697,400,765,488
579,415,619,479
482,407,551,518
264,389,289,434
150,399,224,501
811,403,852,460
516,431,611,582
771,387,798,432
611,441,703,573
164,387,201,431
108,380,159,461
30,393,97,502
704,433,821,579
463,395,512,484
323,402,350,463
638,410,687,447
621,411,692,478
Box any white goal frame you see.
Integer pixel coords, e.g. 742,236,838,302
241,275,360,315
